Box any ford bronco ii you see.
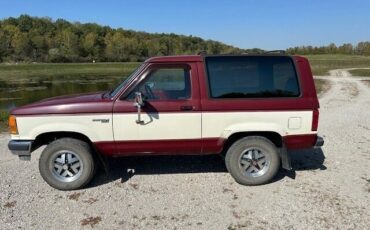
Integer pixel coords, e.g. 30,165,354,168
8,54,324,190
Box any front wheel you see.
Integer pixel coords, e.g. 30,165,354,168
39,138,96,190
225,136,280,185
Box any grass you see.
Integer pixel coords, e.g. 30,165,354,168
314,79,331,96
0,62,140,79
304,55,370,76
0,111,8,132
361,80,370,87
348,69,370,76
2,55,370,78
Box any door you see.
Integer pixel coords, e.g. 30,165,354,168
112,63,202,155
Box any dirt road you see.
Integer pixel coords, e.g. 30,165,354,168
0,69,369,229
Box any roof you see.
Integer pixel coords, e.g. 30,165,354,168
145,53,296,63
145,55,203,63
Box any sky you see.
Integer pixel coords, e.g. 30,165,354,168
0,0,369,50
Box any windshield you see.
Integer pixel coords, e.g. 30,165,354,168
109,64,144,97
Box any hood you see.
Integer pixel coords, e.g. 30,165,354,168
38,91,104,104
11,92,114,115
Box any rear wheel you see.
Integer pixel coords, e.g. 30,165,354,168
225,136,280,185
39,138,96,190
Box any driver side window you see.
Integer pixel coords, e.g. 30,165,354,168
131,67,191,100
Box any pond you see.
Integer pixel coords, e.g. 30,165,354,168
0,74,128,111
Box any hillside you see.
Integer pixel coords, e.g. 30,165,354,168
0,15,262,63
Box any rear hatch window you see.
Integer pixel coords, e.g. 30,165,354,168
205,56,300,98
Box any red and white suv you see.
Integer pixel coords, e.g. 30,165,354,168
8,54,324,190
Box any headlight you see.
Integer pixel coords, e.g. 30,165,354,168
8,115,18,135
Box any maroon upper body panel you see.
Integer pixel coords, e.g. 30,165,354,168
11,92,114,115
198,55,319,112
293,55,319,108
11,54,318,116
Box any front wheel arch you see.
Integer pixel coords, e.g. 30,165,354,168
32,131,107,172
32,131,93,152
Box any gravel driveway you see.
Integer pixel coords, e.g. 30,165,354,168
1,69,369,229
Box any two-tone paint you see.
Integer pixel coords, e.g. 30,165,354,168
10,55,320,157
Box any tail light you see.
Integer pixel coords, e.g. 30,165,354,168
8,115,18,135
311,108,319,131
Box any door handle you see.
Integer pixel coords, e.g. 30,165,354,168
180,105,194,111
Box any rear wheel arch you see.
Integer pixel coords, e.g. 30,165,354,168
221,131,283,155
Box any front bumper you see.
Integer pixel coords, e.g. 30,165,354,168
315,136,324,147
8,140,33,160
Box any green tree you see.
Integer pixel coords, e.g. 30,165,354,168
55,29,79,61
0,15,250,62
30,34,47,61
81,32,98,60
104,32,127,61
12,31,31,60
4,15,370,62
357,42,370,55
338,43,353,54
18,14,33,32
0,29,12,61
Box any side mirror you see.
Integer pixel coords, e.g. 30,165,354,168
134,92,144,124
134,92,144,107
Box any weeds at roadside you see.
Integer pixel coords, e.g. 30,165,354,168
314,79,331,96
0,111,9,132
129,183,139,190
361,80,370,87
114,181,124,188
0,111,8,122
80,216,102,227
228,223,248,230
3,201,16,208
232,211,241,219
149,187,158,193
223,188,234,193
83,197,98,205
360,176,370,193
68,192,84,201
151,215,161,221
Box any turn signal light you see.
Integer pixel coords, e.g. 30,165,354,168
8,115,18,135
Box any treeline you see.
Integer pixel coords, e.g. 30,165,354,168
1,15,369,63
287,42,370,55
0,15,253,63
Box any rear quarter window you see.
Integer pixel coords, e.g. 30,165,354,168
205,56,300,98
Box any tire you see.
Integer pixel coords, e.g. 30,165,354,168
225,136,280,185
39,138,96,190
